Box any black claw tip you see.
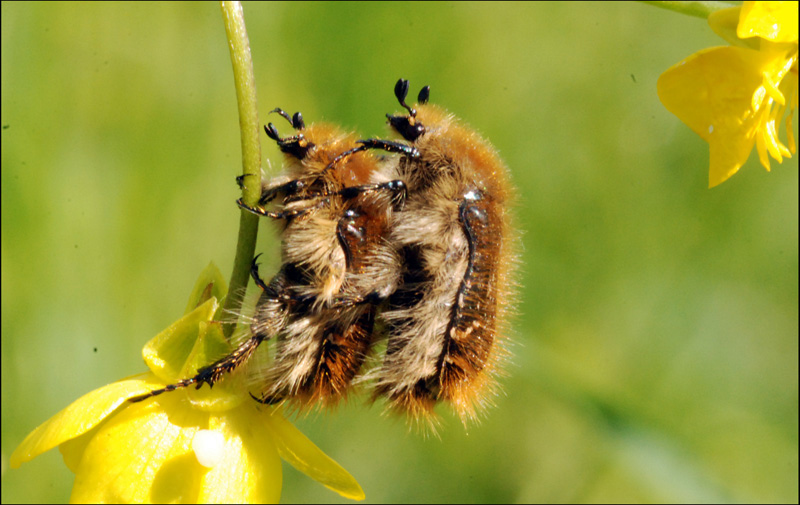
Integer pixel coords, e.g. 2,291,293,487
235,173,258,189
265,123,280,142
250,254,269,291
270,108,295,127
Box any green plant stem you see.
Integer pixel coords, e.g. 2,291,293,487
220,0,261,339
641,1,737,19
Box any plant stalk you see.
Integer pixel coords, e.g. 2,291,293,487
219,0,262,338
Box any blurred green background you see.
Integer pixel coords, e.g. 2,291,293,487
2,2,797,503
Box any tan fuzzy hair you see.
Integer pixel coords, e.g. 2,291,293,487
369,83,518,428
248,117,403,410
131,115,405,409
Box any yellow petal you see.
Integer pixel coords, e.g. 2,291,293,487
184,262,228,315
141,297,220,383
267,410,365,501
709,6,758,49
658,46,775,186
10,374,164,469
69,394,207,503
65,372,281,503
738,1,799,43
196,411,283,504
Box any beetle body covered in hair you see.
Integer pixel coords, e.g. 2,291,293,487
133,110,407,409
366,80,517,426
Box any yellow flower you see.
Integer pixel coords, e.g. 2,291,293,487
658,1,798,187
10,263,364,504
